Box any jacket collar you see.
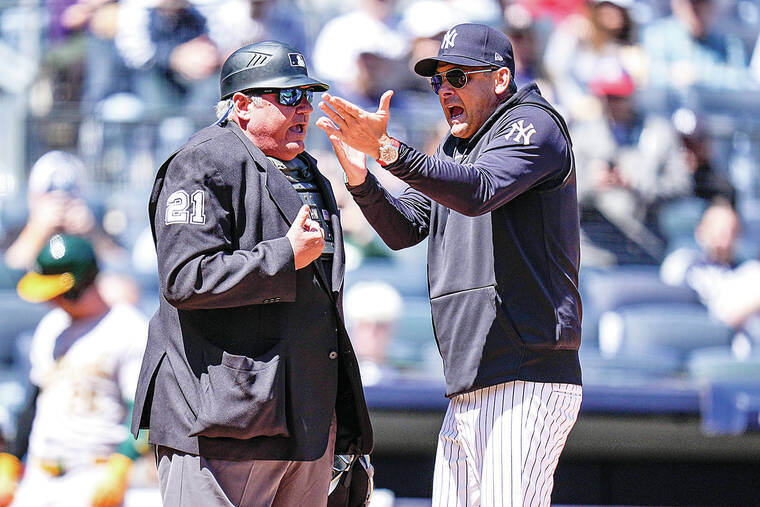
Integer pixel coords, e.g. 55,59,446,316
225,121,304,222
225,121,344,296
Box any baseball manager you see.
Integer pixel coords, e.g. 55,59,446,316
131,41,372,506
318,23,582,506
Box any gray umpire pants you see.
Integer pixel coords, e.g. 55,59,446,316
155,420,336,507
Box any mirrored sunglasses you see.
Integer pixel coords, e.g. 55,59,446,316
430,68,495,94
253,88,314,106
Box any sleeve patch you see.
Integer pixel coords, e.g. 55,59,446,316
504,120,537,146
165,190,206,225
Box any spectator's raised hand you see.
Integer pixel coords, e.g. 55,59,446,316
62,198,95,236
170,36,219,81
28,192,68,234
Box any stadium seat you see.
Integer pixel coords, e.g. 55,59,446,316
657,196,707,251
579,265,699,347
388,296,434,368
0,365,31,434
634,86,679,116
580,347,683,383
598,303,734,362
699,380,760,435
687,346,760,382
345,258,429,298
684,86,760,121
736,213,760,263
0,289,48,365
0,261,23,291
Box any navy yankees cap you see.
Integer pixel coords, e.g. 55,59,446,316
414,23,515,77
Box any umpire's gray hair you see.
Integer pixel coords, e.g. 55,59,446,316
215,95,266,120
215,99,232,120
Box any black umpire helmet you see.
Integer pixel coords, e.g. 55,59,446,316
220,41,329,100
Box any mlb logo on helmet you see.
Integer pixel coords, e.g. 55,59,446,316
289,53,306,67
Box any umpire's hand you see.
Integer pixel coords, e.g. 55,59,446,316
287,205,326,269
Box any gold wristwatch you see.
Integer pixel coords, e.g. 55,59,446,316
377,137,400,167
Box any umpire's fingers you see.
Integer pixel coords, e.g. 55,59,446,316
304,228,326,248
294,204,311,228
304,217,322,233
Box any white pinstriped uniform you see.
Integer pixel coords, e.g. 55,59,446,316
432,380,582,507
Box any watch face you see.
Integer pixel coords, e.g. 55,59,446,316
380,145,398,164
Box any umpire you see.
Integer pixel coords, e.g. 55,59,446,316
132,41,372,506
318,23,582,506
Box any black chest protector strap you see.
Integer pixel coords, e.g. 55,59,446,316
267,155,335,259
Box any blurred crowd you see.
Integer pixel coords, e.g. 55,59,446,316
0,0,758,429
0,0,757,502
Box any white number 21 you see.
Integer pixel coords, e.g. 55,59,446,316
165,190,206,225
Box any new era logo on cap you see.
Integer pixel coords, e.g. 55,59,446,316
289,53,306,67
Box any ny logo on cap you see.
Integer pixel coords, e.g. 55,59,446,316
441,28,458,50
289,53,306,67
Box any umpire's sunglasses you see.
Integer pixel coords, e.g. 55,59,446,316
250,87,314,106
430,68,496,94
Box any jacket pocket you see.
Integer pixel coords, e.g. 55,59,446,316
429,285,511,390
189,345,289,439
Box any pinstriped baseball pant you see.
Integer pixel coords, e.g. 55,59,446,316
432,380,582,507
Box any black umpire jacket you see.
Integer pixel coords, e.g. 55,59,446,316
131,120,372,461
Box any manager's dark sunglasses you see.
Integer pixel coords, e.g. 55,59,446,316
430,68,495,94
250,87,314,106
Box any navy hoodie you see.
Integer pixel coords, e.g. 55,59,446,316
349,84,582,396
